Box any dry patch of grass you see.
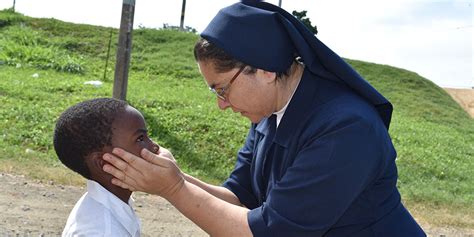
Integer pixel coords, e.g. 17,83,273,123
444,88,474,118
405,200,474,236
0,159,84,186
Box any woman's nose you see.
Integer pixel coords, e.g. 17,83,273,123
217,97,231,110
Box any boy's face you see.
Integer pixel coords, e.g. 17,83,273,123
110,105,158,157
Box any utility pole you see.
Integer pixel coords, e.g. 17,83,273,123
113,0,135,100
12,0,15,12
278,0,282,7
180,0,186,30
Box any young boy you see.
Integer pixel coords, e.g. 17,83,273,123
54,98,159,237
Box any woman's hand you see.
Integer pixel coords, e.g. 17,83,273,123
102,147,184,199
104,147,252,236
156,146,176,162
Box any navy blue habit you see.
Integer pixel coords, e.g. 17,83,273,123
201,1,426,236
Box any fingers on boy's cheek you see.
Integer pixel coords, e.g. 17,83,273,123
101,160,112,169
112,148,124,156
140,148,148,157
103,164,112,173
103,154,113,162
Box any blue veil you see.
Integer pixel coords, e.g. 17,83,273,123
201,1,393,129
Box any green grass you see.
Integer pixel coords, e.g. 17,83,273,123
0,10,472,226
348,60,474,208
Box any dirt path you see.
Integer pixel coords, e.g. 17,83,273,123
444,88,474,118
0,173,206,236
0,173,472,237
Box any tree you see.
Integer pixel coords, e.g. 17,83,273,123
292,10,317,35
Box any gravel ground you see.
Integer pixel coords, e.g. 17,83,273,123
0,173,472,237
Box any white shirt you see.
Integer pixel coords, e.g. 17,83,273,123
274,74,302,127
62,180,141,237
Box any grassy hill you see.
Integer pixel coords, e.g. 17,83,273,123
1,9,472,228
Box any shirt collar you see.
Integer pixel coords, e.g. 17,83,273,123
273,72,302,128
87,180,140,236
273,68,320,147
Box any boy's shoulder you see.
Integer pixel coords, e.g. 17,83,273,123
62,180,141,237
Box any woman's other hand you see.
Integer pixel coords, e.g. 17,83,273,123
102,147,184,199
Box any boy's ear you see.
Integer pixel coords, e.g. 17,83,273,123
87,152,107,170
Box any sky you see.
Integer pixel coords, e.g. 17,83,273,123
0,0,472,88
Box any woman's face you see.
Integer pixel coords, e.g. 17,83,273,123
110,105,159,156
198,61,277,123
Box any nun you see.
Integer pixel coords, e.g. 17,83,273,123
103,1,426,236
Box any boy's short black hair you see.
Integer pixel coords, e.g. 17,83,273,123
53,98,128,179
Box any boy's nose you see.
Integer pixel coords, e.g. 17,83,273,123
149,142,160,154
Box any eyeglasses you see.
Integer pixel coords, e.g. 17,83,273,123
209,66,245,101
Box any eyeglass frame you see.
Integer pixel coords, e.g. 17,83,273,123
209,66,245,101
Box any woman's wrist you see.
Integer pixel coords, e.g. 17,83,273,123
161,174,186,201
164,180,251,236
182,173,193,182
